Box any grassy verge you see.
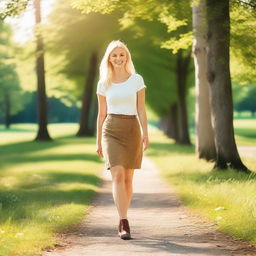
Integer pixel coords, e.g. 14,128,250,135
0,124,103,256
146,129,256,245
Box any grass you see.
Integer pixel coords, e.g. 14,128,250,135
0,123,79,145
233,119,256,146
145,128,256,245
0,124,103,256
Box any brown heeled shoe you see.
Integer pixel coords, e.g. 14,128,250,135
118,219,131,240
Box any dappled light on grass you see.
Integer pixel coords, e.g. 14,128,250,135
0,124,102,256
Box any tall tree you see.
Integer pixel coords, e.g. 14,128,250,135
176,50,191,144
206,0,249,172
76,51,98,136
34,0,51,140
192,0,216,160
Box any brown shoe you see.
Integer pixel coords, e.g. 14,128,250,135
118,219,131,240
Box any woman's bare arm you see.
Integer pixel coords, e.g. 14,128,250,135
137,88,149,150
96,94,107,157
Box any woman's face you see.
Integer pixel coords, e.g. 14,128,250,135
109,47,127,69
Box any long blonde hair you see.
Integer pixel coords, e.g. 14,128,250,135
99,40,136,90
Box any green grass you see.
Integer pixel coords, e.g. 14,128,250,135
233,119,256,146
146,129,256,245
0,123,79,145
0,124,103,256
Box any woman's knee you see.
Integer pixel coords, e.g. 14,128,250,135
124,169,134,184
110,165,125,183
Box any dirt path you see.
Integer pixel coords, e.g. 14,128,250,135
238,146,256,158
43,157,256,256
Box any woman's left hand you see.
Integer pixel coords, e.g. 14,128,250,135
142,135,149,151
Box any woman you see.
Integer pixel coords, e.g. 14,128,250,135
96,40,149,240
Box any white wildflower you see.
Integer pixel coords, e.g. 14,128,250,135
214,206,226,211
15,232,24,237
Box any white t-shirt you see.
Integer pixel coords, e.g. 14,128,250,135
96,73,146,115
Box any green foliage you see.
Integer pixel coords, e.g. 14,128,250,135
128,33,178,117
0,21,24,121
70,0,121,14
158,0,192,54
0,0,29,20
230,2,256,83
161,31,193,53
45,0,121,98
70,0,193,54
234,84,256,115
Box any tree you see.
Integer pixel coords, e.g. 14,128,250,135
206,0,249,172
76,52,98,136
0,0,29,20
192,0,216,160
0,21,24,129
34,0,51,140
0,63,21,128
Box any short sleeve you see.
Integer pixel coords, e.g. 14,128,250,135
96,80,106,96
136,74,147,92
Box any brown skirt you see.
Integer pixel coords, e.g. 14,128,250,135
102,113,143,170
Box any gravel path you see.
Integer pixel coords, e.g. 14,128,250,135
43,157,256,256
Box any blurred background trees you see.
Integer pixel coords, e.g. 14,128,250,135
0,21,24,129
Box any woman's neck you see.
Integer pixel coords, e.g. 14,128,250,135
112,68,130,82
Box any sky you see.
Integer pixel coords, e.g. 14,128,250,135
5,0,56,44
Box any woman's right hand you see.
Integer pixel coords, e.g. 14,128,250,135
96,144,103,158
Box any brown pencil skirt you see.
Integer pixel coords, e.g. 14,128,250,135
102,113,143,170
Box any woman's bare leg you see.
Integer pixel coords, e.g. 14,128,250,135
110,165,129,219
124,168,135,209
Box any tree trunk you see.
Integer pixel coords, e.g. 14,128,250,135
176,50,191,145
89,97,99,136
4,91,11,129
167,103,179,141
160,115,172,138
76,51,98,137
158,103,179,141
34,0,51,141
192,0,216,161
206,0,249,172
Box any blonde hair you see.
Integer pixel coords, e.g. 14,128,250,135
99,40,136,90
